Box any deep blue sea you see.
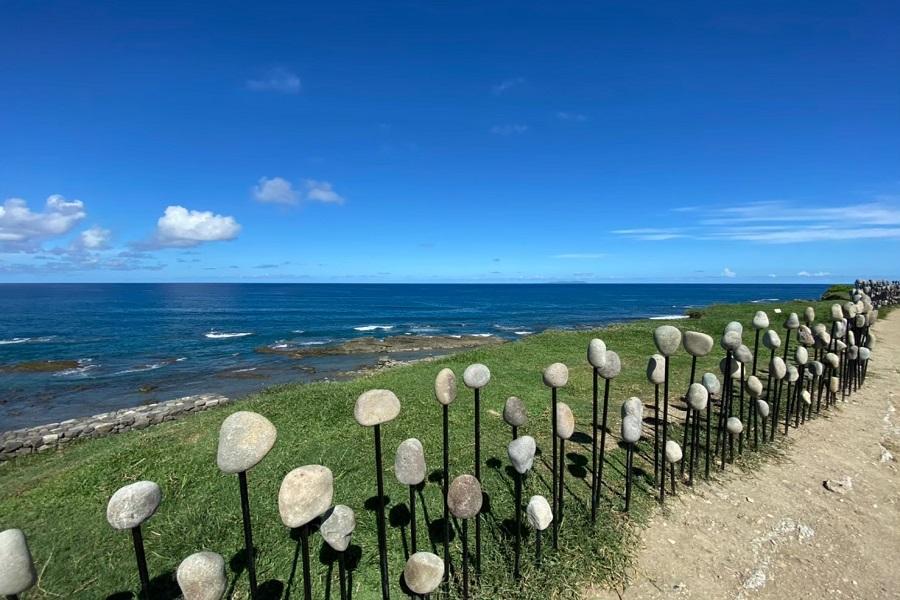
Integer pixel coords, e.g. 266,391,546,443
0,283,827,430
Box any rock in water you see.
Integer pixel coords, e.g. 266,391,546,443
726,417,743,435
763,330,782,350
403,552,444,595
434,368,457,406
597,350,621,379
784,312,800,330
216,411,277,474
463,363,491,389
106,481,162,530
646,354,665,385
735,344,753,365
555,402,575,439
724,321,743,336
752,311,769,330
621,415,641,444
588,338,607,368
769,357,787,380
448,475,482,519
278,465,334,528
526,495,553,530
503,396,527,428
687,383,708,411
756,400,770,418
542,362,569,388
321,505,356,552
721,330,742,352
177,551,226,600
804,306,815,324
0,529,36,596
683,331,714,357
745,376,763,398
665,440,682,464
622,396,644,419
702,372,721,397
395,438,426,486
507,435,536,474
354,389,401,427
653,325,682,357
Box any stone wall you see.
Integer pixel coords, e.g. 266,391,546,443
0,393,230,463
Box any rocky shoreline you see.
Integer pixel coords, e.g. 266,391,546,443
255,333,505,358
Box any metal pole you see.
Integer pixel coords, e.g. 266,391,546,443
660,356,670,503
752,328,761,376
238,471,258,600
131,525,150,600
551,387,559,549
409,486,417,555
442,405,449,588
624,446,633,512
474,389,482,577
559,438,566,526
461,519,469,600
514,472,522,579
653,384,660,486
374,424,390,600
591,368,600,522
338,552,347,600
596,379,611,508
300,523,312,600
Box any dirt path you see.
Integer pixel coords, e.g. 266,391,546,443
586,311,900,600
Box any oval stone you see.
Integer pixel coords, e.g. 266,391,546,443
829,376,839,393
795,346,808,365
664,440,682,464
0,529,36,596
107,481,162,530
555,402,575,440
702,372,721,397
813,322,827,336
848,346,859,360
621,396,644,420
859,347,871,361
683,331,714,357
842,302,857,318
835,339,847,352
447,475,482,519
278,465,334,528
321,505,356,552
507,435,536,474
735,344,753,365
784,312,800,330
395,438,426,486
526,495,553,531
763,329,782,350
404,552,444,595
354,389,401,427
801,390,812,405
653,325,682,357
804,306,815,324
752,311,769,330
462,363,491,389
745,375,763,398
830,303,843,321
597,350,621,380
687,383,708,411
503,396,527,428
621,415,641,444
646,354,665,385
434,368,457,406
724,321,743,336
815,331,831,349
769,357,786,380
176,552,226,600
587,338,607,368
824,353,839,369
719,357,741,380
726,417,743,435
216,411,277,475
542,362,569,388
847,331,856,346
756,399,770,418
721,330,742,352
855,315,866,328
797,325,815,347
810,361,824,377
787,365,799,383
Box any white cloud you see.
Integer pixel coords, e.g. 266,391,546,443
253,177,300,205
722,267,736,278
305,180,345,204
490,124,529,136
492,77,524,95
78,226,111,249
797,270,830,277
154,205,241,247
246,68,301,94
612,228,685,241
0,195,86,251
553,253,607,259
556,111,587,122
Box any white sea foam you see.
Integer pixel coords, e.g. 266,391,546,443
233,367,258,373
114,361,169,375
353,325,394,332
0,337,30,345
493,324,521,331
0,336,56,345
54,359,98,377
514,331,534,336
469,333,493,338
205,331,254,339
649,315,690,320
299,340,328,346
292,329,305,334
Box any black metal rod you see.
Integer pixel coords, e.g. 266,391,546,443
512,425,518,440
373,424,390,600
595,379,611,508
783,381,793,435
752,329,761,376
591,368,599,522
705,392,712,479
338,552,347,600
738,363,745,454
653,384,660,486
559,438,566,527
514,472,522,579
237,471,258,599
681,355,698,476
718,351,733,469
660,356,670,503
535,529,542,568
624,446,633,512
670,463,677,496
131,525,150,600
473,388,482,577
688,410,698,486
461,519,469,600
300,523,313,600
409,485,417,555
442,404,449,588
551,386,559,550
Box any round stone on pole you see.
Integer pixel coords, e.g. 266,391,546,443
463,363,490,577
507,435,536,579
395,438,426,554
448,475,482,600
177,551,227,600
107,480,162,600
503,396,527,439
653,325,681,505
526,495,552,567
433,367,456,589
322,505,356,600
403,552,444,597
555,401,574,537
593,349,620,517
0,529,37,599
543,361,568,550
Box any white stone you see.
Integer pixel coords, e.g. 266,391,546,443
434,368,457,406
621,396,643,420
597,350,621,380
507,435,536,474
752,311,769,329
683,331,714,357
795,346,808,365
621,415,641,444
769,357,786,380
687,383,708,411
646,354,665,385
665,440,682,464
463,363,491,389
0,529,36,596
763,329,781,350
177,551,226,600
726,417,743,435
106,481,161,530
587,338,607,368
555,402,575,440
394,438,426,486
354,389,401,427
525,495,552,530
702,372,721,396
321,505,356,552
403,552,444,595
745,376,763,398
756,400,770,418
216,411,277,474
653,326,682,357
542,362,569,388
278,465,334,528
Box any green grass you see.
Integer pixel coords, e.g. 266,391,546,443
0,297,839,599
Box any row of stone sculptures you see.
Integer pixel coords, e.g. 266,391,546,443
0,287,884,599
854,279,899,308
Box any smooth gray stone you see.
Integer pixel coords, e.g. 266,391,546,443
848,346,859,360
763,329,782,350
865,333,877,350
702,372,721,397
447,475,482,519
507,435,536,474
106,481,161,530
395,438,426,486
824,353,840,369
784,312,800,330
216,411,277,474
829,376,839,393
843,302,857,318
724,321,743,336
0,529,36,596
726,417,744,435
813,323,827,336
745,375,763,398
555,402,575,440
621,415,641,444
653,325,682,356
804,306,815,324
787,365,799,383
721,330,742,352
403,552,444,595
855,314,866,328
320,505,356,552
769,357,786,380
801,390,812,405
756,400,770,418
834,321,847,339
526,495,553,531
810,361,824,377
830,303,843,321
847,331,856,346
278,465,334,528
646,354,665,385
462,363,491,389
797,325,815,347
752,311,769,330
687,383,708,411
735,344,753,365
503,396,528,428
859,347,871,361
587,338,607,368
176,551,226,600
354,389,401,427
795,346,808,365
434,368,457,406
815,331,831,349
719,357,742,380
835,340,847,352
542,362,569,388
665,440,682,464
597,350,621,380
683,331,714,357
621,396,643,420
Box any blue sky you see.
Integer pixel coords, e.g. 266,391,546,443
1,1,898,283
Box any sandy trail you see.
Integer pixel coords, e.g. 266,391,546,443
586,310,900,600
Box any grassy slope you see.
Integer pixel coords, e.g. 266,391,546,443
0,298,838,599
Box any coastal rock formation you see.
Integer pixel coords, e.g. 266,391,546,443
0,528,36,597
176,551,226,600
257,334,503,358
106,481,162,530
216,411,277,474
403,552,444,595
278,465,334,528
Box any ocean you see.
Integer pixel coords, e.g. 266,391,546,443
0,283,827,430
